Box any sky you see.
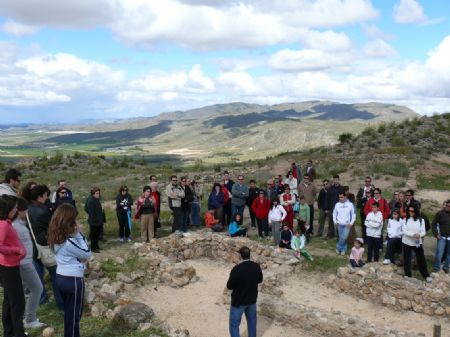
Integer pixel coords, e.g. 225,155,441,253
0,0,449,123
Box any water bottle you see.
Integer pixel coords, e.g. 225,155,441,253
415,238,420,248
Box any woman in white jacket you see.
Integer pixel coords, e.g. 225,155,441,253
268,199,287,245
402,205,431,282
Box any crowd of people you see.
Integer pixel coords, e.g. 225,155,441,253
0,161,449,337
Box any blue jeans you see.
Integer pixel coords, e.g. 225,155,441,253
336,225,350,253
231,204,245,225
229,303,257,337
190,202,200,226
33,259,64,310
433,238,450,271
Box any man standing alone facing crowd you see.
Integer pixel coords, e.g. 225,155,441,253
227,246,263,337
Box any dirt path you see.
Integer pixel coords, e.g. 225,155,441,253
134,259,319,337
130,257,449,337
280,272,450,336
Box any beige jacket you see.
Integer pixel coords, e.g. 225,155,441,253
298,182,317,205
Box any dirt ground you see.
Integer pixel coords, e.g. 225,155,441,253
133,258,449,337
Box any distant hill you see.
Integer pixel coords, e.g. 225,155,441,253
0,101,418,161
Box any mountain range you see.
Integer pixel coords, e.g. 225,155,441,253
1,101,418,161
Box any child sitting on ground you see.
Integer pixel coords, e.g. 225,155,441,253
291,224,313,261
228,214,247,237
349,238,365,268
204,209,222,232
279,224,293,249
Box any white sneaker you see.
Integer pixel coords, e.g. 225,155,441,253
426,276,432,283
340,251,346,256
336,249,340,254
24,319,46,329
126,237,132,242
118,238,124,243
383,259,391,265
183,232,191,237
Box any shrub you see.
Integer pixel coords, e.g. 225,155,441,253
377,124,386,133
338,133,353,144
369,161,409,178
391,135,406,146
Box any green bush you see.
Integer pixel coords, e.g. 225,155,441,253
377,124,386,133
338,133,353,144
391,135,406,146
369,161,409,178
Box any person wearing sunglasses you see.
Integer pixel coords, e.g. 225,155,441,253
0,168,22,197
53,186,76,210
116,185,133,242
402,205,432,283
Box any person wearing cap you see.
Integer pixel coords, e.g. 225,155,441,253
349,238,365,268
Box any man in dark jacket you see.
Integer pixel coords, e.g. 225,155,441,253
317,179,329,237
432,200,450,273
324,175,345,239
246,180,260,228
227,246,263,337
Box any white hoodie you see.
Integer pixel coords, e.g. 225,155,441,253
333,200,356,226
387,218,404,239
268,205,287,223
365,211,383,238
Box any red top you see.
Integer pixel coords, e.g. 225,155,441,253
204,212,219,228
222,186,230,203
0,219,26,267
364,197,390,220
252,197,271,219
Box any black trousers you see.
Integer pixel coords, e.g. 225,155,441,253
248,205,256,227
403,243,429,278
117,210,130,238
308,204,314,233
57,275,84,337
90,225,102,250
0,265,26,337
223,201,232,226
256,218,268,237
171,207,183,233
367,236,382,262
231,229,247,237
385,237,402,263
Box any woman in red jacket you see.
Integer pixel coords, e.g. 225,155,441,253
364,188,390,220
252,191,270,238
0,195,27,337
280,185,296,230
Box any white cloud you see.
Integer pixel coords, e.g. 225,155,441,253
362,24,395,41
301,30,352,51
269,49,352,72
117,65,215,102
0,0,377,51
363,40,397,58
0,51,123,106
0,0,117,28
393,0,436,24
1,21,39,36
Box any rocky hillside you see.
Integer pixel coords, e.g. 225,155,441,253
0,101,418,161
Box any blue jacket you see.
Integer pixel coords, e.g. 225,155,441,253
54,232,91,278
208,191,224,209
228,221,242,235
